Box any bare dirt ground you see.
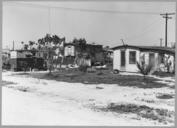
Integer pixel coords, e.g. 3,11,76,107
2,71,175,126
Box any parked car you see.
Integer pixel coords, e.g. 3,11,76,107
67,64,79,68
92,62,107,69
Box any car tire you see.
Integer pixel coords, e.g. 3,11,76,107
113,69,119,74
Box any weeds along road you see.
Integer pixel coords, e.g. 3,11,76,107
2,71,175,126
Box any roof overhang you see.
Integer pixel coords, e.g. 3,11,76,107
111,45,175,55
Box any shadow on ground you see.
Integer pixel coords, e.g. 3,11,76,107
17,69,172,89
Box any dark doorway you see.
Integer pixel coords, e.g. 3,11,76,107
121,51,126,67
149,53,155,66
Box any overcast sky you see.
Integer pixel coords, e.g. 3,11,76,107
3,1,176,49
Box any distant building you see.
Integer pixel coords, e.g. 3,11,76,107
2,49,10,59
63,42,104,65
112,45,175,73
64,43,75,57
9,50,47,71
35,49,48,59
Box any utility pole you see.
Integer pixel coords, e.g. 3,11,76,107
12,40,15,50
160,13,175,47
160,38,163,47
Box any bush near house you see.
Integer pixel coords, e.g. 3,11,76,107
136,61,153,80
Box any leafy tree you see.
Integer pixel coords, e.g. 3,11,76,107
72,38,89,72
38,38,45,46
72,38,92,72
36,34,65,74
37,44,42,50
28,41,35,50
43,34,54,74
72,38,87,53
21,41,24,45
52,35,65,69
24,44,29,50
21,41,25,49
52,35,61,46
36,34,53,74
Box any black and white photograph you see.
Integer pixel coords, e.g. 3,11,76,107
1,1,176,126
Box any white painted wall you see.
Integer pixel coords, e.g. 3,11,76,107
10,51,34,59
125,49,140,72
144,52,149,65
64,45,75,56
10,51,17,58
164,54,175,72
10,51,26,58
153,53,159,70
113,48,140,72
113,49,120,70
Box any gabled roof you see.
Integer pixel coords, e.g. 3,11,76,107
112,45,175,55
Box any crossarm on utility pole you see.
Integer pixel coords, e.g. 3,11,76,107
160,13,175,47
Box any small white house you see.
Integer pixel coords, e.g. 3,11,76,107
112,45,175,73
64,43,75,57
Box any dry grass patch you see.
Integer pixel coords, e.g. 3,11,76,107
27,69,168,88
95,103,174,124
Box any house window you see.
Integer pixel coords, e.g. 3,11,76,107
129,51,136,64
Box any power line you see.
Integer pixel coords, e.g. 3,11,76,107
12,40,14,50
125,17,160,41
4,2,165,15
128,37,161,44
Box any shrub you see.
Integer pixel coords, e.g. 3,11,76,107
78,65,88,72
136,61,153,80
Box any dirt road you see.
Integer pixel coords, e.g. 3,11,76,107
2,71,175,126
